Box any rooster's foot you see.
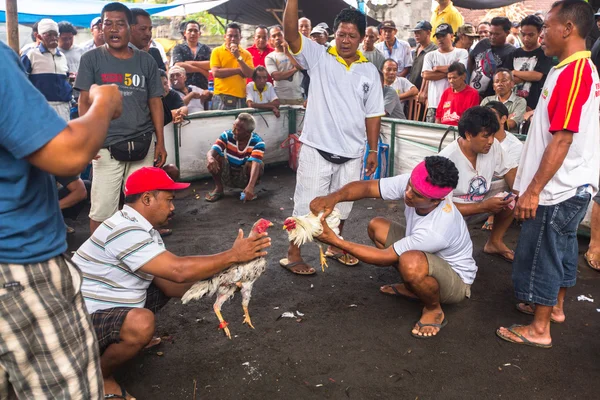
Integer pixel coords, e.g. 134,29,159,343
243,306,255,329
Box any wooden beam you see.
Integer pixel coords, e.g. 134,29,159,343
5,0,19,53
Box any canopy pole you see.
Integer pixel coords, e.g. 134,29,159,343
6,0,19,53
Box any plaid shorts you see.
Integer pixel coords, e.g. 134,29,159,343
0,255,103,399
220,158,264,189
90,283,170,354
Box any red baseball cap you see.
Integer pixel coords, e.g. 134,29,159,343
125,167,190,196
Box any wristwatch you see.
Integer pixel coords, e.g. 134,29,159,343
237,56,243,61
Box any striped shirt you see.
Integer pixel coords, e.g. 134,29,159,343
20,43,72,102
73,205,166,314
212,130,265,168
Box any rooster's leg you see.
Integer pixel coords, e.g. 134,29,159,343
318,243,329,272
241,282,255,329
213,294,232,339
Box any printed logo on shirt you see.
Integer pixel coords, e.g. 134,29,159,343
595,82,600,98
442,203,452,213
101,73,147,94
443,101,451,108
542,87,549,99
363,82,371,95
457,175,488,202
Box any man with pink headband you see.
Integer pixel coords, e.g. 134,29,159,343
310,156,477,339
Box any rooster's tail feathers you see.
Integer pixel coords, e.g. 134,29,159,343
181,279,219,304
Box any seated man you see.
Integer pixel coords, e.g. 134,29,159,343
439,106,517,262
435,62,479,126
73,167,270,399
57,174,90,234
381,71,406,119
311,156,477,338
382,58,418,102
481,100,523,230
160,69,188,125
480,68,527,132
169,65,211,114
205,113,265,202
246,66,281,117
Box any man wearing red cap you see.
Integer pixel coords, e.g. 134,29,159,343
310,156,477,339
72,167,271,399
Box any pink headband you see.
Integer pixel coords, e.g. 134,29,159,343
410,161,453,199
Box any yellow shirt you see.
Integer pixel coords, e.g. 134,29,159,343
210,44,254,98
430,1,464,39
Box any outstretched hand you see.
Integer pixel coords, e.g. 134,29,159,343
231,229,271,263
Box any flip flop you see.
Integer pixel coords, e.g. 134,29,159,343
379,284,420,302
105,384,135,400
481,221,493,231
515,303,563,324
483,249,514,263
584,251,600,272
158,228,172,237
495,324,552,349
279,258,316,275
411,318,448,339
144,336,162,349
325,251,359,266
205,191,224,202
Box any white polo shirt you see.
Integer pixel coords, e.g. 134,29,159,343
246,82,278,104
515,51,600,205
379,174,477,284
291,35,384,158
375,39,413,73
73,205,166,314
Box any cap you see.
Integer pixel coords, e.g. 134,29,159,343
434,23,453,37
38,19,59,35
316,22,331,33
124,167,190,196
380,20,397,30
310,26,327,36
596,8,600,18
456,24,479,37
169,65,186,76
409,20,433,32
90,16,101,29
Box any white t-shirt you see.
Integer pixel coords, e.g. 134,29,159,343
379,174,478,284
265,51,304,101
439,139,515,203
390,77,415,96
422,48,469,108
291,35,384,158
499,133,523,171
375,39,413,73
246,82,278,104
74,205,166,314
515,52,600,205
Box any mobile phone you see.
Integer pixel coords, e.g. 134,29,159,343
503,192,514,201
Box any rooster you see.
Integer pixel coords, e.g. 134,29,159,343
181,218,273,339
283,208,341,272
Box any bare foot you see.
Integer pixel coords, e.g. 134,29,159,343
379,283,419,299
411,307,445,338
516,303,565,323
483,241,514,262
496,324,552,347
104,376,136,400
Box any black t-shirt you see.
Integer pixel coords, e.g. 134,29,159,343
149,47,166,71
162,89,185,126
469,39,516,97
508,46,553,110
592,37,600,78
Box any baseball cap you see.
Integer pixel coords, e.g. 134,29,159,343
410,20,433,32
90,17,101,29
595,8,600,18
380,20,397,30
457,24,479,37
316,22,331,34
310,26,327,36
434,23,453,37
125,167,190,196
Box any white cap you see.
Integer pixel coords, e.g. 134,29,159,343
38,18,59,35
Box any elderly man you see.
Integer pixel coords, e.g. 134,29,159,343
160,69,188,126
247,25,274,82
435,62,479,126
454,24,479,51
439,106,517,263
480,68,527,132
408,20,437,91
360,26,386,70
265,25,304,105
172,20,212,92
169,65,211,114
430,0,464,38
469,17,516,98
82,17,105,52
283,1,384,274
58,21,84,77
310,156,476,339
210,23,255,110
383,59,418,103
310,25,329,46
21,18,72,121
206,114,265,202
76,2,167,235
74,167,270,399
246,66,280,117
298,17,312,37
376,20,412,78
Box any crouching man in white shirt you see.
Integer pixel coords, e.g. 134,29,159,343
310,156,477,339
439,106,518,262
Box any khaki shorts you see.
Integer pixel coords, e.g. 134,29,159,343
89,141,155,222
385,221,471,304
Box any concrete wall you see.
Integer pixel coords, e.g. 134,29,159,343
365,0,433,40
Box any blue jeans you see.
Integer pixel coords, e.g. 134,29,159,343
512,187,591,306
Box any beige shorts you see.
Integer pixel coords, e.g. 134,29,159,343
385,221,471,304
89,141,155,222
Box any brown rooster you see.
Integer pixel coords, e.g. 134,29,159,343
181,218,273,339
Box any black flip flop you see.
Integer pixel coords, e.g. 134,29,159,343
495,324,552,349
411,318,448,339
105,384,131,399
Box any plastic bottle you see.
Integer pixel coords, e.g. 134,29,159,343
208,80,214,110
240,192,246,201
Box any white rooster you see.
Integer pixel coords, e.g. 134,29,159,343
181,218,273,339
283,208,342,272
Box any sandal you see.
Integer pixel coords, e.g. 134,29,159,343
325,251,359,266
380,284,420,302
411,318,448,339
105,384,135,399
279,258,316,275
483,249,514,263
584,251,600,272
205,190,224,202
495,324,552,349
144,336,162,349
515,303,563,324
481,221,493,231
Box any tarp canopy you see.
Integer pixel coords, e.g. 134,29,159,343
154,0,229,17
0,0,178,27
453,0,523,9
207,0,381,28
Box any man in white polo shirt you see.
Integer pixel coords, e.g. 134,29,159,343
282,0,384,275
497,0,599,349
73,167,271,398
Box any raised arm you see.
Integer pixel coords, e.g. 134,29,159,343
283,0,301,53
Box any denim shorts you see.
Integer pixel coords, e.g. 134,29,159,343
512,187,591,306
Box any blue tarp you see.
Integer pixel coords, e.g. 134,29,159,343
0,0,178,27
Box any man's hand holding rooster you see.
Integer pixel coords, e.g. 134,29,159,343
310,194,339,220
315,220,340,247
